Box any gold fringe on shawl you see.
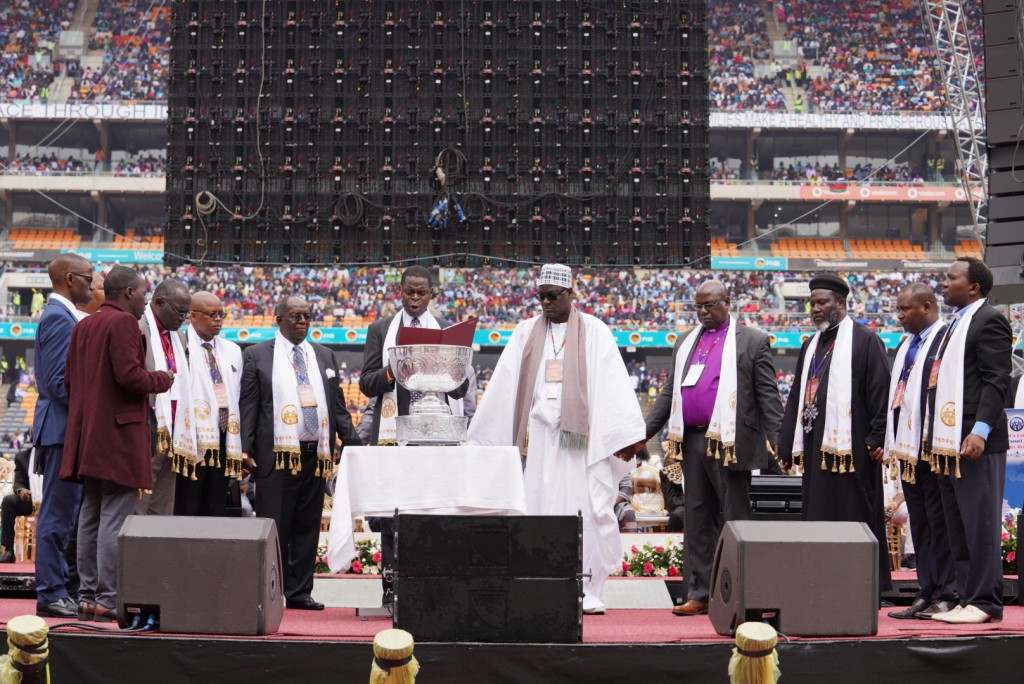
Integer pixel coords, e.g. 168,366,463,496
817,449,855,475
705,432,737,467
155,427,172,459
928,448,962,479
272,449,334,479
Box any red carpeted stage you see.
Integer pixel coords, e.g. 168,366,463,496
1,567,1021,683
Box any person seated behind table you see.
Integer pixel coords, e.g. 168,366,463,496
659,442,685,533
0,447,38,563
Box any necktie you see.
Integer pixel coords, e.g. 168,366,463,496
292,346,320,436
409,316,424,404
202,342,229,432
902,334,921,375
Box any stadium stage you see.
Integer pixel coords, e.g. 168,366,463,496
1,568,1021,683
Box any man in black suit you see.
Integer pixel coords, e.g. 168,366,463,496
0,447,35,562
359,265,469,603
646,280,784,616
927,257,1011,624
240,295,360,610
884,283,957,620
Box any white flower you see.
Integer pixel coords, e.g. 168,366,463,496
655,568,668,577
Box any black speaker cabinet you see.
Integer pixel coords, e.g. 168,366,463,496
393,514,581,643
118,516,284,635
750,474,803,520
710,521,878,637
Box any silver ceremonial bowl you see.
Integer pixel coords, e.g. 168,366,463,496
388,344,473,393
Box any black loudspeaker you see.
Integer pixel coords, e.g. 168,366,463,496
393,514,581,643
710,521,878,637
749,474,803,520
986,147,1024,304
117,516,284,635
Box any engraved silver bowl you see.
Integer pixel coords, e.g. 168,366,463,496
388,345,473,393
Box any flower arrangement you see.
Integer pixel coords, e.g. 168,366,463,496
617,538,684,578
1002,511,1018,575
315,537,383,575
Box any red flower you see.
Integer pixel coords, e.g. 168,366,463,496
643,562,654,575
1009,551,1016,563
668,566,679,577
631,545,639,554
622,561,630,572
1002,533,1010,542
654,546,665,554
351,560,363,574
372,552,382,563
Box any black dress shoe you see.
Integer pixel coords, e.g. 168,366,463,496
888,597,930,619
286,596,325,610
879,599,895,608
0,549,14,563
916,599,958,620
37,597,77,618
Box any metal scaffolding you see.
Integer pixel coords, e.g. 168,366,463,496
918,0,988,243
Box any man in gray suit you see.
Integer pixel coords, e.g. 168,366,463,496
135,279,191,515
359,265,469,604
646,280,784,616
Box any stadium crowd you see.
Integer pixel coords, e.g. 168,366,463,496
0,153,164,175
0,0,77,102
0,265,944,333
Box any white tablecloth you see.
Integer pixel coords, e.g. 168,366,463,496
326,446,526,572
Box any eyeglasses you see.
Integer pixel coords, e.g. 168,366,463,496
401,288,432,299
169,305,190,320
285,312,312,322
537,289,569,303
693,298,726,311
69,272,94,284
191,310,226,320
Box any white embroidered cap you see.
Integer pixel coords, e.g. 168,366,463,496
538,263,573,289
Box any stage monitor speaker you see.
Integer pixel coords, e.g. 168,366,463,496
393,514,581,643
117,516,283,635
709,521,878,637
749,475,803,520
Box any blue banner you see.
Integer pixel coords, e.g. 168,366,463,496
711,256,789,271
62,248,164,264
0,322,909,350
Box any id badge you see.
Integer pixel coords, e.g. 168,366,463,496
213,383,229,408
805,378,819,405
297,384,317,407
681,363,704,387
545,359,564,383
927,359,940,389
891,380,905,410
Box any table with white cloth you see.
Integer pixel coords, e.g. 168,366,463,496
326,445,527,572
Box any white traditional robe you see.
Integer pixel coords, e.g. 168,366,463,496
468,312,646,610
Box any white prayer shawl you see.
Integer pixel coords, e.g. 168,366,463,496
928,302,983,478
144,306,199,476
377,310,464,445
884,331,931,484
468,313,646,610
790,317,854,474
271,332,334,478
186,327,244,478
664,317,739,465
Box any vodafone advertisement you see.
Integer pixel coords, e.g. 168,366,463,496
798,185,974,202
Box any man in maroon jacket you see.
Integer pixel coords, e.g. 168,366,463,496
61,266,175,623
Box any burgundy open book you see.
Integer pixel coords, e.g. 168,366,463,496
397,318,477,346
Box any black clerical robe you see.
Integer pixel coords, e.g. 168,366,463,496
778,320,893,591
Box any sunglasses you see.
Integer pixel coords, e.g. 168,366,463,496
537,290,568,303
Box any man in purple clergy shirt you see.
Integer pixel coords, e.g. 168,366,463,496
646,280,784,616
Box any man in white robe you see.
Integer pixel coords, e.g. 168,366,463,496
468,264,646,614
